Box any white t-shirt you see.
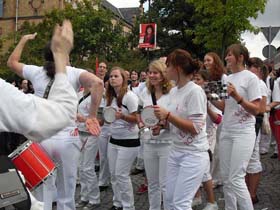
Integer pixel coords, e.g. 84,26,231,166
0,74,77,141
259,79,268,98
109,91,139,139
222,70,261,132
168,81,208,152
23,65,86,129
77,92,91,132
138,87,173,144
272,78,280,109
206,102,222,152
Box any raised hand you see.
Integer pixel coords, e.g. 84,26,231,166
22,33,37,41
51,20,73,56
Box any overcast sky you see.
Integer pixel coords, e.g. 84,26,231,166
107,0,280,60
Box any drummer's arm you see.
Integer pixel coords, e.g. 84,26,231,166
210,99,225,112
121,112,138,123
79,72,104,118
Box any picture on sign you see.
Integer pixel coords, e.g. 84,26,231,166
139,23,157,49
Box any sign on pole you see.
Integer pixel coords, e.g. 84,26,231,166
139,23,157,49
261,26,280,44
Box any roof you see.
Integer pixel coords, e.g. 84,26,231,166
101,0,140,26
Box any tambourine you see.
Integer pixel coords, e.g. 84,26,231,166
140,106,159,127
103,107,116,123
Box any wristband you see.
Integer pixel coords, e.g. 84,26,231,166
237,97,243,104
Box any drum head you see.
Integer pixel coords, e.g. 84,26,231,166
8,140,32,158
103,107,116,123
141,106,159,127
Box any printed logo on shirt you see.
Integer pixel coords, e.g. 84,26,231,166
234,106,252,124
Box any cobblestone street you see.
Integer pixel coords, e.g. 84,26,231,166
74,145,280,210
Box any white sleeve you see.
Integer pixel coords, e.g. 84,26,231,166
247,75,261,101
124,92,138,113
272,79,280,102
22,65,41,81
0,74,77,141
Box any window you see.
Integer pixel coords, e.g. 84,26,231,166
0,0,3,17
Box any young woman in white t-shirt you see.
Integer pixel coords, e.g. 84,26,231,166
153,49,209,210
138,59,173,210
246,57,268,204
203,52,227,189
212,44,261,210
106,67,139,210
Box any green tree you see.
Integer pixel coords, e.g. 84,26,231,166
187,0,267,58
0,0,137,78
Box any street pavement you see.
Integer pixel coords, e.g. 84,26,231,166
74,146,280,210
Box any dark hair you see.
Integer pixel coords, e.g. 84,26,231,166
43,42,55,79
248,57,267,80
166,49,200,75
145,25,154,34
197,69,210,81
225,44,249,66
205,52,226,81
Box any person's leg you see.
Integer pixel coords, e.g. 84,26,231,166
115,146,138,210
219,132,237,210
54,135,81,210
107,143,122,208
229,132,255,210
172,151,209,210
98,126,111,187
144,144,160,210
246,131,262,203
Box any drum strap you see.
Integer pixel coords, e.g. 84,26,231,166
79,92,90,104
0,156,31,210
151,91,157,105
43,78,55,99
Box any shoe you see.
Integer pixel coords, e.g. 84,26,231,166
82,203,101,210
270,153,278,159
192,196,202,207
130,168,144,175
252,196,259,204
202,202,219,210
136,184,148,194
76,200,88,208
99,185,109,192
109,206,123,210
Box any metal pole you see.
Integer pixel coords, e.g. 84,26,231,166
268,26,271,61
15,0,19,32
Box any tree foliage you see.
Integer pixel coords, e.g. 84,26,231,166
0,0,148,79
187,0,267,57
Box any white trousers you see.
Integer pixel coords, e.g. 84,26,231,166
219,131,255,210
165,148,209,210
211,125,222,184
135,140,145,170
247,131,262,174
108,143,138,210
143,143,171,210
79,132,100,204
33,130,80,210
98,126,111,186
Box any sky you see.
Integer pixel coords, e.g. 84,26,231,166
107,0,280,60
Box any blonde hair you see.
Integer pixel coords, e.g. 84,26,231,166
146,59,172,94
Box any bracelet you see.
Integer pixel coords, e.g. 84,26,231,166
237,97,243,104
166,112,171,120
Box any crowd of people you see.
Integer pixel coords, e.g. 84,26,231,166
1,20,280,210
